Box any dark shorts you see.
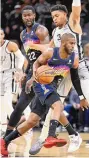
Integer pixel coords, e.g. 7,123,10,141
31,87,60,118
33,81,59,105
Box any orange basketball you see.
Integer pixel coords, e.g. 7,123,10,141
36,65,54,84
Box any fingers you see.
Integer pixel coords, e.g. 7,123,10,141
25,84,31,94
81,108,84,111
81,105,89,111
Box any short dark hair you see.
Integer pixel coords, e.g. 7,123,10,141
21,5,35,14
50,4,68,14
61,33,75,42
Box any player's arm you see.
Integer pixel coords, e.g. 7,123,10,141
73,53,79,69
33,49,53,78
36,25,50,44
28,38,54,52
26,25,54,52
20,31,29,71
7,41,25,70
20,31,23,41
69,0,82,34
25,49,53,93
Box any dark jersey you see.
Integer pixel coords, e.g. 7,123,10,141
33,47,75,104
21,23,41,73
48,47,75,81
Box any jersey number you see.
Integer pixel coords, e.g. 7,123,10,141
29,52,36,61
57,34,61,41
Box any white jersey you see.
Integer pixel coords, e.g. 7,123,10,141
85,56,89,69
0,40,16,72
53,23,83,61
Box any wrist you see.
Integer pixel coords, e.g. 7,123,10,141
79,95,85,100
72,0,81,6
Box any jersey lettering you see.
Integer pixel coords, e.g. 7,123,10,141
57,34,61,41
28,51,36,61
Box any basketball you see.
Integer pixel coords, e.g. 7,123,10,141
36,65,54,84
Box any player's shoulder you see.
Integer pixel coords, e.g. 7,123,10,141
36,24,49,34
52,27,59,36
20,29,26,40
7,41,19,50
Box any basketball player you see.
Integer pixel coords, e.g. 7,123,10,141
28,0,89,154
28,0,89,105
0,28,25,134
1,33,79,156
0,5,50,156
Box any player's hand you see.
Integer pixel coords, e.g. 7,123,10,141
33,69,38,83
14,70,24,83
20,73,27,87
80,99,89,111
25,78,33,94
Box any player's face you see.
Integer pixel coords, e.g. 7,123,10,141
22,10,36,27
64,38,76,55
0,29,5,43
51,10,67,27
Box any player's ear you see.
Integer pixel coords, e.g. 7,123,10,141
3,32,5,38
34,13,36,19
62,41,65,46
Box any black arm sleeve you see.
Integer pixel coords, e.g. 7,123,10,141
70,68,85,97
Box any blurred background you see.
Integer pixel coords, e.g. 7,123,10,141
1,0,89,47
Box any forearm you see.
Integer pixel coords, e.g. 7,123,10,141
14,49,25,70
23,58,29,74
33,61,41,73
72,0,81,19
70,68,85,99
30,43,49,52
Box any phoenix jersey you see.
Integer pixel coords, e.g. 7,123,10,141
21,23,41,72
33,47,75,103
0,40,16,72
48,47,75,81
53,23,83,61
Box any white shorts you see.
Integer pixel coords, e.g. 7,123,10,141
78,61,89,103
0,70,13,124
57,73,72,98
78,61,89,79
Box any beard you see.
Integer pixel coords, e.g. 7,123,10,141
24,20,35,27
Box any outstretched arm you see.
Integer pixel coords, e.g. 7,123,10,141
7,41,25,70
27,38,54,52
69,0,82,34
33,49,52,76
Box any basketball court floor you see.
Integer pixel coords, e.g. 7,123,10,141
7,131,89,158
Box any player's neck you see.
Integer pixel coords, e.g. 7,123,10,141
26,27,32,32
0,40,4,47
58,20,67,29
59,47,69,59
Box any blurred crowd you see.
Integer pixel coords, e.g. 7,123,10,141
1,0,89,46
1,0,89,132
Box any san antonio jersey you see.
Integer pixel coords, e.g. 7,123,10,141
52,23,83,61
0,40,16,72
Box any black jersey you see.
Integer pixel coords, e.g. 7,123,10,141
21,23,41,72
